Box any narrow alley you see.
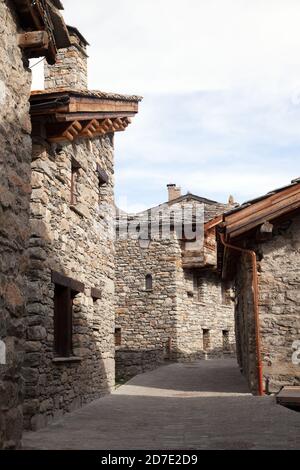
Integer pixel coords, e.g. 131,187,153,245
23,360,300,450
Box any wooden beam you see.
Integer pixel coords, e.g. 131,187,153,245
52,271,85,294
94,119,113,135
47,121,82,143
78,119,100,138
18,30,49,50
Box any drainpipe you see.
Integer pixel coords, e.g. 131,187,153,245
220,233,264,396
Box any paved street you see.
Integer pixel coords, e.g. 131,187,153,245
23,360,300,450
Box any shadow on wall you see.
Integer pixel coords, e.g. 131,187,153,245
23,138,114,432
24,253,113,431
116,346,236,383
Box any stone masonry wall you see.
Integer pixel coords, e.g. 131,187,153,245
115,237,180,380
44,29,88,91
24,134,115,430
259,215,300,393
234,214,300,394
175,268,236,361
0,1,32,449
116,196,236,380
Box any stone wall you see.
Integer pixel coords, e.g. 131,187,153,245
115,237,180,380
44,27,88,91
24,134,115,430
0,0,32,449
115,196,236,380
234,214,300,394
175,268,236,361
259,215,300,393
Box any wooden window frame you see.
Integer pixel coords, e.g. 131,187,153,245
52,271,84,358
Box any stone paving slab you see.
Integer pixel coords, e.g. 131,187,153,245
23,360,300,450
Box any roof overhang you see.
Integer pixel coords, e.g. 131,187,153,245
217,179,300,279
12,0,71,64
30,89,143,143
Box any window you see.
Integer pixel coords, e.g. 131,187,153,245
96,164,109,187
115,328,122,347
71,157,81,205
203,329,210,351
52,271,84,358
222,282,233,305
223,330,230,351
96,164,109,204
145,274,153,291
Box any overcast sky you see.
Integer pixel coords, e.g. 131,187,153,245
32,0,300,211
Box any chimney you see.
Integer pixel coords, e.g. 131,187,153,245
167,184,182,202
44,26,89,91
228,195,235,205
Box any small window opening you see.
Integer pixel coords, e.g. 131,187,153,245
203,329,210,351
71,157,81,205
145,274,153,291
115,328,122,347
223,330,230,351
222,282,232,305
54,285,78,358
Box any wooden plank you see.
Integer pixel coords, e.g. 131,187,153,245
68,98,139,114
226,188,300,234
228,197,300,239
52,271,85,293
55,112,136,122
18,31,49,49
226,184,300,226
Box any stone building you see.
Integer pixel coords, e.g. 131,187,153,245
115,185,236,380
218,178,300,395
0,0,70,450
24,26,141,430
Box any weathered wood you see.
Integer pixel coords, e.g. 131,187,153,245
52,271,85,294
225,186,300,238
47,121,83,143
78,119,100,138
18,30,49,49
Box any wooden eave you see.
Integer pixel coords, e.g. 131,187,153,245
217,180,300,279
223,183,300,240
30,91,141,143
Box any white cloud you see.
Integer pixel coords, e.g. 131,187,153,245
30,1,300,209
32,0,300,95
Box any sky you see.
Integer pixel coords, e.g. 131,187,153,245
31,0,300,212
